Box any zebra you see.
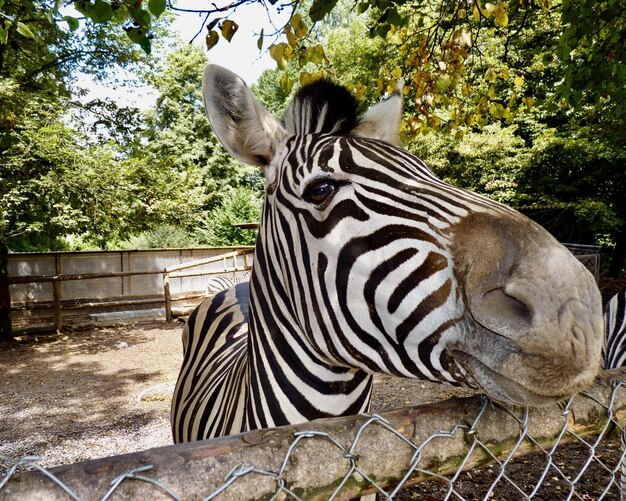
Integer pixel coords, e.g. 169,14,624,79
171,65,604,443
206,272,251,296
601,287,626,500
603,287,626,370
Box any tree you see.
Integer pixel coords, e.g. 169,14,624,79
518,129,626,274
140,43,247,202
2,0,623,276
0,92,207,250
197,186,262,246
0,0,175,251
134,43,260,225
5,1,622,124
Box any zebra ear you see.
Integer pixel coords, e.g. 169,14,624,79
352,83,403,145
202,65,286,168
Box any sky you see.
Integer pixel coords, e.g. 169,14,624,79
78,2,288,109
173,1,288,85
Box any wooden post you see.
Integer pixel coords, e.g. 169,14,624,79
52,279,62,333
163,272,172,322
0,241,12,343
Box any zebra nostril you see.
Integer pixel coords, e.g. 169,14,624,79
479,287,534,334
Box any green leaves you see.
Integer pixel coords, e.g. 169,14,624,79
16,21,34,38
128,6,151,29
70,0,159,53
64,16,79,31
125,27,145,43
0,23,8,44
309,0,338,23
91,0,113,22
148,0,166,18
74,0,113,23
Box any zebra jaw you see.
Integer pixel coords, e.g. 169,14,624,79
449,350,568,406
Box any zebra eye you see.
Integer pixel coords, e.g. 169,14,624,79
304,180,338,204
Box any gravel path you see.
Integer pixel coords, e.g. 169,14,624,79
0,320,476,477
3,321,619,499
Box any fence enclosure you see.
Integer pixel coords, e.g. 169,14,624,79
6,243,600,333
7,247,253,332
0,243,615,499
1,370,626,500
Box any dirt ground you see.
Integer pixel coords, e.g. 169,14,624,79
0,319,623,499
0,320,477,473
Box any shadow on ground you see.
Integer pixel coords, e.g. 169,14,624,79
0,321,183,474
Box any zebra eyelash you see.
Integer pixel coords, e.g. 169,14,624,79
301,178,346,207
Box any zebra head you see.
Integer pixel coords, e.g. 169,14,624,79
202,65,603,407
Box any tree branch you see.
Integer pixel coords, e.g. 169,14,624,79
24,49,116,80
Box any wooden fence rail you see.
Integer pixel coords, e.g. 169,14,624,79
10,269,167,332
8,248,255,332
162,248,253,321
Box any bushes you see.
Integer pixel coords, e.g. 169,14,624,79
409,124,528,206
407,123,625,253
197,187,262,247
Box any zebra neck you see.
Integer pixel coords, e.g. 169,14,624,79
245,284,373,430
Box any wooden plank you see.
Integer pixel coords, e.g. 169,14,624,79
164,248,254,273
52,280,62,333
163,273,172,322
8,269,161,285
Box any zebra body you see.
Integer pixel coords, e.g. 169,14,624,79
603,287,626,369
600,287,626,501
174,284,249,440
172,65,604,443
205,272,251,296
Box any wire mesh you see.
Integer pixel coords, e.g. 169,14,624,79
564,243,602,283
2,379,626,500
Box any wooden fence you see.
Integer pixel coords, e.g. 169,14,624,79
7,247,254,332
162,248,253,321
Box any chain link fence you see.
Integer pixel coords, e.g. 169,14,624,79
564,243,602,283
2,371,626,500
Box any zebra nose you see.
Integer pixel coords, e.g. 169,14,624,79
475,286,535,336
452,211,603,358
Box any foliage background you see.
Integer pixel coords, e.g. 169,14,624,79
0,0,623,275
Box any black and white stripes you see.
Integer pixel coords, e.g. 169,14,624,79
603,288,626,370
171,65,603,443
205,272,251,296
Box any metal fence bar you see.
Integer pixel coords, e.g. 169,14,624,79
2,370,625,500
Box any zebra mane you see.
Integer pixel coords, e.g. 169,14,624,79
283,80,359,135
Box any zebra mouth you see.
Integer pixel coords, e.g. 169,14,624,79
450,350,571,406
